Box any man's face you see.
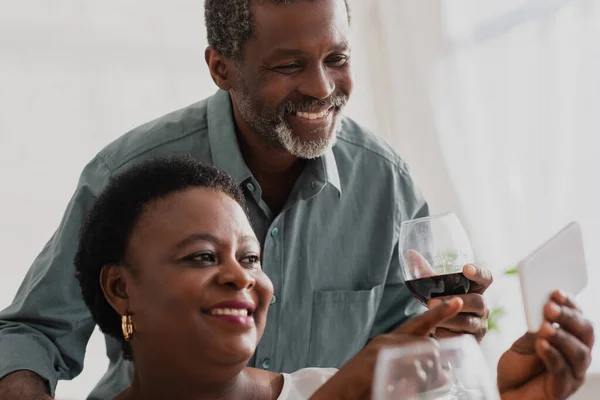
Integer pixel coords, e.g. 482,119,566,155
231,0,353,159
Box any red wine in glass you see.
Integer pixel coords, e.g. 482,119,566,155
405,272,471,304
400,213,475,305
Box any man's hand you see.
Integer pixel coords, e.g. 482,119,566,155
0,370,52,400
497,290,595,400
429,264,492,342
406,250,492,342
310,298,464,400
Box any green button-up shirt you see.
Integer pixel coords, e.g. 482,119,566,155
0,90,428,399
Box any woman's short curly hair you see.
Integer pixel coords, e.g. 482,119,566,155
205,0,351,60
74,155,247,360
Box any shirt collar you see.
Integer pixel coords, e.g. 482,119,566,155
207,89,253,185
321,148,342,197
207,89,342,196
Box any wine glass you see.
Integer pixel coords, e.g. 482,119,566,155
373,335,500,400
399,212,474,305
398,212,476,397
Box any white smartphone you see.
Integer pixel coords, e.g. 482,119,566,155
517,222,588,332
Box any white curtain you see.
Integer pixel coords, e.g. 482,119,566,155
369,0,600,372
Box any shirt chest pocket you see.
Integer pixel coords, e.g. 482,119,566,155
307,284,384,367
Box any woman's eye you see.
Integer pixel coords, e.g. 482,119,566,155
188,253,215,263
241,255,261,265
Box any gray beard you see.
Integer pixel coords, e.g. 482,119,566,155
273,117,340,159
233,88,342,160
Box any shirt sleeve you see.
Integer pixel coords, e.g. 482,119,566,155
0,157,111,396
281,368,338,400
369,163,430,337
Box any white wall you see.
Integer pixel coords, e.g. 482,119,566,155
572,375,600,400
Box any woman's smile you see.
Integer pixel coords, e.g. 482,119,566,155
203,299,257,329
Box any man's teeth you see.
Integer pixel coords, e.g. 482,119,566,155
209,308,249,317
295,110,328,120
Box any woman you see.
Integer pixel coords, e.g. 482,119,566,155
74,156,593,400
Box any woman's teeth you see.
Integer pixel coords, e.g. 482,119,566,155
209,308,249,317
295,110,329,120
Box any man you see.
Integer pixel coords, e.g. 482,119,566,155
0,1,589,399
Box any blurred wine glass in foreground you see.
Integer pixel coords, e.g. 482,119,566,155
373,335,500,400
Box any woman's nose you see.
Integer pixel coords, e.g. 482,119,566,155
216,259,255,290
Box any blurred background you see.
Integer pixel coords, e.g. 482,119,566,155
0,0,598,398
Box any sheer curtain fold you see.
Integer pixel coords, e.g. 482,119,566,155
363,0,600,371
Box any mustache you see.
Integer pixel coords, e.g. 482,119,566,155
278,93,349,115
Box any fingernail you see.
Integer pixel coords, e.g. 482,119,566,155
540,322,556,338
538,339,550,351
451,297,464,308
548,302,562,319
407,250,421,266
464,264,476,275
555,290,568,303
429,299,442,308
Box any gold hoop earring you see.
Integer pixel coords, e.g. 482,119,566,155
121,314,134,341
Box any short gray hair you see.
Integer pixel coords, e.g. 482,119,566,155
205,0,351,60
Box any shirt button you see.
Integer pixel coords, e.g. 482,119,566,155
246,182,256,192
261,358,272,370
270,227,279,237
270,295,277,305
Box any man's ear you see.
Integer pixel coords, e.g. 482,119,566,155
205,46,235,91
100,264,131,316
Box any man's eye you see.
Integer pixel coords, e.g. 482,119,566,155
274,63,302,74
326,56,349,67
276,63,301,70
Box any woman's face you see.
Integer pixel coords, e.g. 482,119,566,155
109,188,273,375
